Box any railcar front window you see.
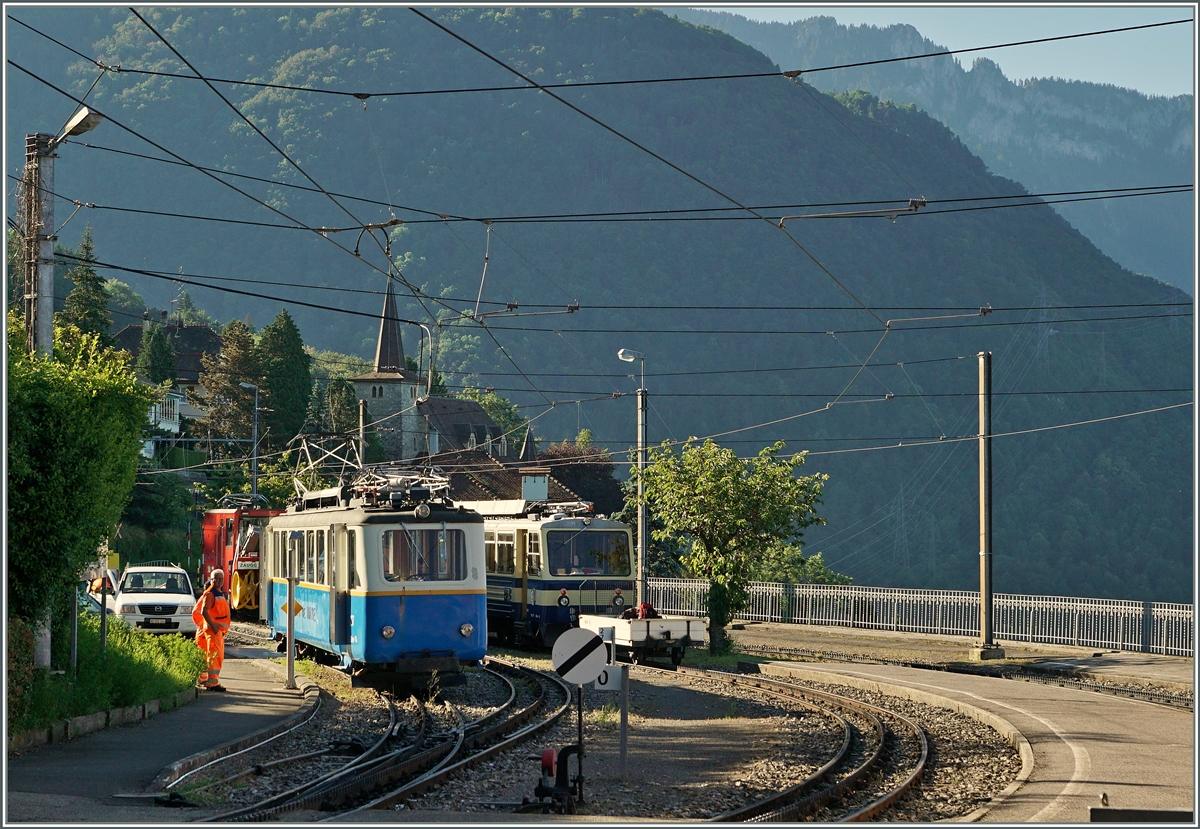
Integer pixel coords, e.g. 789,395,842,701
545,531,631,576
381,527,467,582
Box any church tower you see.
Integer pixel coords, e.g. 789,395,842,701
351,279,425,460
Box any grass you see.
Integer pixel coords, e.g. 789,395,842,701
11,614,208,732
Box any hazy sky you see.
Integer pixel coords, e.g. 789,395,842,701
683,6,1195,97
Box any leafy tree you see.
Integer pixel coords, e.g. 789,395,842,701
308,346,369,381
7,227,22,311
134,322,177,386
7,311,158,624
191,320,260,453
539,429,624,515
639,439,828,652
104,279,145,326
255,309,312,448
325,378,360,434
749,543,851,585
122,469,193,532
612,479,687,578
58,226,111,345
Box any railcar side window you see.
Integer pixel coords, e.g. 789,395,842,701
527,533,541,576
496,532,516,574
485,531,497,574
381,527,467,582
316,530,326,584
348,529,360,589
545,530,632,576
304,530,314,582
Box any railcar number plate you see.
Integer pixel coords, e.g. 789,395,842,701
237,562,259,570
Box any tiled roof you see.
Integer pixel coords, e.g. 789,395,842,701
428,448,578,502
349,369,418,382
112,323,222,384
418,398,508,453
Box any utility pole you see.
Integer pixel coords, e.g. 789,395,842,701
637,384,647,608
359,399,367,465
23,133,55,355
972,351,1004,660
239,383,260,497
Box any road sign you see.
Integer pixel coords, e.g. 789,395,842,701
594,666,619,691
283,600,302,616
552,628,607,685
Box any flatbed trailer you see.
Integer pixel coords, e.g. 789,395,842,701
578,613,707,665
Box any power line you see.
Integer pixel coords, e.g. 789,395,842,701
435,385,1193,400
14,14,1190,100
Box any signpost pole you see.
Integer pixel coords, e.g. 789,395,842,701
286,576,297,690
577,684,585,804
619,664,629,777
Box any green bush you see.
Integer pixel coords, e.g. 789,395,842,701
7,616,36,724
12,614,208,732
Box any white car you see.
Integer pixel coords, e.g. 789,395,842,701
113,564,198,636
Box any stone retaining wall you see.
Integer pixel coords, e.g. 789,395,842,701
7,687,198,754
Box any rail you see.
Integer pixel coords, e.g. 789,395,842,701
647,579,1193,657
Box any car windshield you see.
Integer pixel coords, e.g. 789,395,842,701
545,530,631,576
121,571,190,594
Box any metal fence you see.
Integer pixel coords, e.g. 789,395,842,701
647,579,1194,657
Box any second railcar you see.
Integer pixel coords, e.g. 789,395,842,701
461,501,634,647
262,468,487,691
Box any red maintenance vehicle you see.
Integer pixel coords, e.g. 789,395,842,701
201,494,283,618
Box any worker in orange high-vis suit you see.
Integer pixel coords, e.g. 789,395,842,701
193,568,231,691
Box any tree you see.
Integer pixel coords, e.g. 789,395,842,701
638,439,828,652
750,543,851,585
539,429,624,515
405,354,449,396
104,279,144,325
7,312,157,624
175,290,219,328
58,226,112,345
255,309,312,448
191,320,260,453
134,322,177,386
122,469,193,531
325,378,359,434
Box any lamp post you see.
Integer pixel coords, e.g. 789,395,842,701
617,349,647,608
23,107,104,355
239,382,260,497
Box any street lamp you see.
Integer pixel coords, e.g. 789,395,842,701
23,107,104,354
239,382,260,497
617,349,647,608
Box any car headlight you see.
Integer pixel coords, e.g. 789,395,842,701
119,605,137,614
459,623,474,637
381,625,395,639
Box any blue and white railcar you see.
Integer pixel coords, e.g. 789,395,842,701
261,468,486,691
459,500,634,647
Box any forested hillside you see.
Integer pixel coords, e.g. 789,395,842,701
670,8,1195,295
6,7,1192,601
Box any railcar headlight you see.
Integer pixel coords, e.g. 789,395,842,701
613,594,625,607
381,625,395,639
415,503,431,519
119,605,137,614
557,593,570,607
459,623,474,637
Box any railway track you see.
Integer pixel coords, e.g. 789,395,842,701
734,642,1194,710
633,663,928,822
190,658,572,822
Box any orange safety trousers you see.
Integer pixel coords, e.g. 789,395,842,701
193,590,231,688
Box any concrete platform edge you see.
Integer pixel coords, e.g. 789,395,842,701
757,662,1035,824
147,660,320,792
1021,664,1193,693
7,686,199,755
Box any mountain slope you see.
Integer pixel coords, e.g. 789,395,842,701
5,7,1191,601
669,8,1195,295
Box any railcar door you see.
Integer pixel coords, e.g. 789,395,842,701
329,524,350,646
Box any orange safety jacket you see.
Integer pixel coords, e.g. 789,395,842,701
192,588,231,634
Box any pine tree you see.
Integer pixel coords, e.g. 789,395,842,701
255,309,312,449
60,226,112,345
176,289,218,328
134,323,177,386
192,320,260,452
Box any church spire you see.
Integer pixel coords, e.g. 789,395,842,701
374,278,405,372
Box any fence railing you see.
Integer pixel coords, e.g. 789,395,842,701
646,579,1194,657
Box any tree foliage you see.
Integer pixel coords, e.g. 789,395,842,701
176,289,219,328
255,309,312,448
58,226,112,345
539,429,624,515
121,469,193,532
7,313,157,623
749,543,851,585
639,439,827,650
191,320,259,452
134,322,177,386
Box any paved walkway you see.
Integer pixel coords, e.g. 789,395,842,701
758,660,1194,822
5,657,303,823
